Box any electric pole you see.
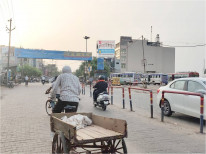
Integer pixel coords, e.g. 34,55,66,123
6,18,15,85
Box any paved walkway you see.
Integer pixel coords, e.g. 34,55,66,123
0,83,205,153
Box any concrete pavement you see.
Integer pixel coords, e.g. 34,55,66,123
0,83,205,153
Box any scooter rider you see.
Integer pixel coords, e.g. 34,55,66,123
93,75,108,102
41,76,46,85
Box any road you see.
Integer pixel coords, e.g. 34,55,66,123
0,83,205,153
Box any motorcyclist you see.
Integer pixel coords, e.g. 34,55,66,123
93,75,108,102
41,76,45,85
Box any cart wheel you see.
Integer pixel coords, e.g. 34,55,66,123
46,100,53,115
101,139,127,154
52,132,69,154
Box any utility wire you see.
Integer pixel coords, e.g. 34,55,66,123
0,4,7,27
143,36,206,48
162,44,206,47
5,0,11,18
10,0,15,20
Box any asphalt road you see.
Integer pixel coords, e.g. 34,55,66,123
0,83,205,153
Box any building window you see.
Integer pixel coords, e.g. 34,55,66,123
121,64,126,68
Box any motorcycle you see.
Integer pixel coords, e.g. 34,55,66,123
93,91,110,111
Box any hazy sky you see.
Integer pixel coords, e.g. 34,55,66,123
0,0,205,75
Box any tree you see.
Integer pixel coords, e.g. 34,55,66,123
75,57,111,78
20,65,42,77
43,64,60,76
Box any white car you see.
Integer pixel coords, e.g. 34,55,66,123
157,78,206,119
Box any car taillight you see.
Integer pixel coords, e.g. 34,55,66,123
157,89,160,94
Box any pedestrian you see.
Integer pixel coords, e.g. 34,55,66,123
25,75,29,86
51,66,81,113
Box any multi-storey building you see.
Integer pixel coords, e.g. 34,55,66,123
115,35,175,73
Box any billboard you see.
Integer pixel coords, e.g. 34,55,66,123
97,58,104,70
14,48,92,61
97,40,115,58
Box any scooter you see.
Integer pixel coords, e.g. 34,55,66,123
42,80,45,85
93,91,110,111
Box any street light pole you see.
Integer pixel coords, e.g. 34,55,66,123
142,35,146,73
83,36,90,82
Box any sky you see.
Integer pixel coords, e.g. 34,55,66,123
0,0,205,76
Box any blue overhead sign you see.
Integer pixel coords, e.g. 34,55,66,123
14,48,92,61
97,58,104,70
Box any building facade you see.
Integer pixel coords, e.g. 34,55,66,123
115,36,133,73
115,36,175,73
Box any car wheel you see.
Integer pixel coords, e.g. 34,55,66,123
163,100,172,116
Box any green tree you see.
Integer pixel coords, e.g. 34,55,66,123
75,57,111,78
20,65,42,77
44,64,60,76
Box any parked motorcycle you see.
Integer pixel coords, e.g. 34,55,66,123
93,91,110,111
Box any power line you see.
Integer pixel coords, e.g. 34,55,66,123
162,44,206,47
143,36,206,48
5,0,11,18
0,4,7,27
10,0,15,23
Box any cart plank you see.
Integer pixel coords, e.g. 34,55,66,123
86,125,123,136
92,114,127,136
76,131,94,140
76,125,123,142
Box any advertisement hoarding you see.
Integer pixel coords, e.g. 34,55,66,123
15,48,92,61
97,40,115,58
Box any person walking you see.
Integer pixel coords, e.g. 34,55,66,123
25,75,29,86
51,66,81,113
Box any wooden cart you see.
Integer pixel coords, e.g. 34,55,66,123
50,113,127,154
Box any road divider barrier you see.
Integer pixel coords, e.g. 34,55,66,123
110,86,126,108
161,90,204,134
128,87,153,117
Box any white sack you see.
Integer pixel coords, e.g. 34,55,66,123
61,114,92,130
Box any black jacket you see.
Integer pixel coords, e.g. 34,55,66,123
93,81,108,93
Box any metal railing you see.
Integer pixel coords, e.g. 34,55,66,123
161,90,204,133
128,87,153,118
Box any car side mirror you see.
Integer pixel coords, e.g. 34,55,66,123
196,89,206,95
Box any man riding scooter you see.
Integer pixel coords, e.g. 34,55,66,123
93,75,108,102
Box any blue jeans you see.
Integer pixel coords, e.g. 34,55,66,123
50,101,55,108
